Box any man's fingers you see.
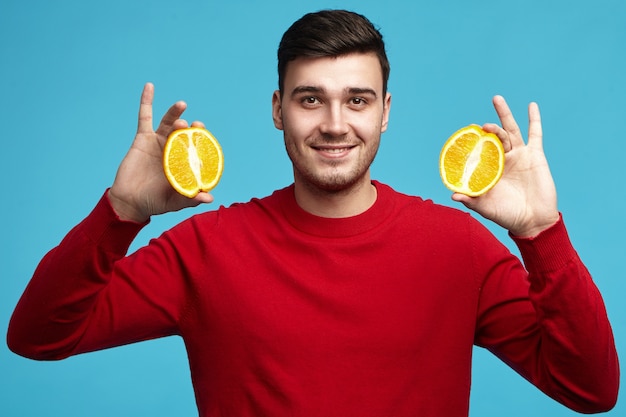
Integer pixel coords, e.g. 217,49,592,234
492,95,518,132
489,96,543,151
137,82,187,139
137,82,155,134
155,100,187,138
136,83,198,148
492,95,524,148
482,123,511,152
527,102,543,149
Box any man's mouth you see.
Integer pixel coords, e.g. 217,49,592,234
315,146,351,152
312,144,356,156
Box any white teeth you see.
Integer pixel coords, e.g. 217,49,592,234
315,146,351,153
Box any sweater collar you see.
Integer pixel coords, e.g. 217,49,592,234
278,180,395,238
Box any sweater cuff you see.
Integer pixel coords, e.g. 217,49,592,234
79,189,149,255
510,214,578,274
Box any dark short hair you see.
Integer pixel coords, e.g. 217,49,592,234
277,10,390,96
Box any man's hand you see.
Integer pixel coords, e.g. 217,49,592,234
452,96,559,237
108,83,214,223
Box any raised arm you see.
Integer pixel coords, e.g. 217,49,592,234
7,84,209,359
463,97,619,410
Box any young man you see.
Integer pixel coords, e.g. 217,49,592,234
8,9,618,417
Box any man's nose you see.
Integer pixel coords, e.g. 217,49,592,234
319,103,350,137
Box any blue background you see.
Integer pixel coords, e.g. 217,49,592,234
1,0,624,415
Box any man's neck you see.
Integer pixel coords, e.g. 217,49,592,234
293,176,378,218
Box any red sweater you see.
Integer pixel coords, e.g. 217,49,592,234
8,181,619,416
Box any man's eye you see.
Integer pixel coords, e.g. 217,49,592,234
351,97,366,105
303,97,319,104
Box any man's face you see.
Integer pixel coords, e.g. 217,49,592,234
272,53,391,194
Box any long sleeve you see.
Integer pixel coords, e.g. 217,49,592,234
7,191,185,360
474,215,619,413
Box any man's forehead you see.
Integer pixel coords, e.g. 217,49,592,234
283,53,384,93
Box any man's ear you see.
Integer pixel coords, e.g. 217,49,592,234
381,92,392,133
272,90,284,130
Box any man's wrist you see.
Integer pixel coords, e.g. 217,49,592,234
107,189,149,224
508,213,561,238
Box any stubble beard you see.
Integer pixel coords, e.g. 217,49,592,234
285,135,380,195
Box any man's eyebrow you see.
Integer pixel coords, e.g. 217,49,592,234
347,87,377,98
290,86,324,98
290,86,378,98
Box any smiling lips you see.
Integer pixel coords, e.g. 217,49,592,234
312,144,356,158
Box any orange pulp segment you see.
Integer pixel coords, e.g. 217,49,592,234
163,127,224,198
439,124,504,197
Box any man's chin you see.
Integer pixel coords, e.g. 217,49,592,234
298,171,369,195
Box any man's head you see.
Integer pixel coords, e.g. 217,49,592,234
272,10,392,212
277,10,390,97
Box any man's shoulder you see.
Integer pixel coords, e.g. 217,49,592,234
374,180,470,220
188,184,293,225
225,184,293,213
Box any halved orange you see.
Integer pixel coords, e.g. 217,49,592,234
439,124,504,197
163,127,224,198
